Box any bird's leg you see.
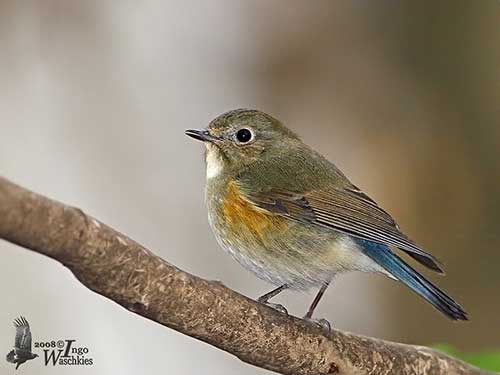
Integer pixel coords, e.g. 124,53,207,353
305,281,329,319
257,284,289,315
303,281,332,333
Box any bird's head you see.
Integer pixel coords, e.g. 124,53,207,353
185,109,300,177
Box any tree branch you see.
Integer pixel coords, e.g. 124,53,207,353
0,177,491,375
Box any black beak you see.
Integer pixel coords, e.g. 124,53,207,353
185,129,218,143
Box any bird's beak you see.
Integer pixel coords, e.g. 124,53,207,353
185,129,219,143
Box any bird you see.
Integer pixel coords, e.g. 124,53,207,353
6,317,38,369
185,109,468,323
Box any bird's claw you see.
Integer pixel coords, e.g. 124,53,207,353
303,317,332,334
258,300,288,315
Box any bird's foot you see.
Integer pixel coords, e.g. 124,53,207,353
303,317,332,334
257,298,288,315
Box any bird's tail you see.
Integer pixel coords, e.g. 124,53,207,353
360,241,468,321
6,350,15,363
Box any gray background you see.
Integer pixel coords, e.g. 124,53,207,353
1,1,499,374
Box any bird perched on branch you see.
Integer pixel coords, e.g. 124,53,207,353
6,317,38,369
186,109,468,324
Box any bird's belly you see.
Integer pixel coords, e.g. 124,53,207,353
208,206,381,289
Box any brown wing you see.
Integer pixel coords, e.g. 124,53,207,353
243,185,444,274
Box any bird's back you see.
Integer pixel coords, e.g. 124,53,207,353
238,141,346,194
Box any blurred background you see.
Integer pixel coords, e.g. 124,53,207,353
0,1,499,374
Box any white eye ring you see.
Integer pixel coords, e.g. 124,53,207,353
235,128,255,145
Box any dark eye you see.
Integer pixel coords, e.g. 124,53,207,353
235,128,254,144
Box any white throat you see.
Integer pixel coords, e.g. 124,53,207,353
205,144,224,179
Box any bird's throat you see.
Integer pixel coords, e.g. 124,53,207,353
205,143,225,179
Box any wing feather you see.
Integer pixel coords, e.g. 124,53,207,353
242,185,444,273
13,317,32,351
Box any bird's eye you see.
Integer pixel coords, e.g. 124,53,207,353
235,128,254,144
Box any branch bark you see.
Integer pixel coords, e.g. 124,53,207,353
0,177,491,375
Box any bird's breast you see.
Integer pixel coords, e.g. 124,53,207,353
216,180,288,242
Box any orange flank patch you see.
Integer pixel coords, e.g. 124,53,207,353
221,181,287,239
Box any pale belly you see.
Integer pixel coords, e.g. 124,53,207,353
207,204,387,290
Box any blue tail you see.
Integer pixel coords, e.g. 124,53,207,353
357,239,468,321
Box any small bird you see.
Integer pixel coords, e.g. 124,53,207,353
6,317,38,369
186,109,468,322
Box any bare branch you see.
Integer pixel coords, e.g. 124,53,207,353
0,177,491,375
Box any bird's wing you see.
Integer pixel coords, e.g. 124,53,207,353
13,317,32,351
242,184,444,273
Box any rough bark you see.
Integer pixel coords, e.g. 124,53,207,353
0,177,492,375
